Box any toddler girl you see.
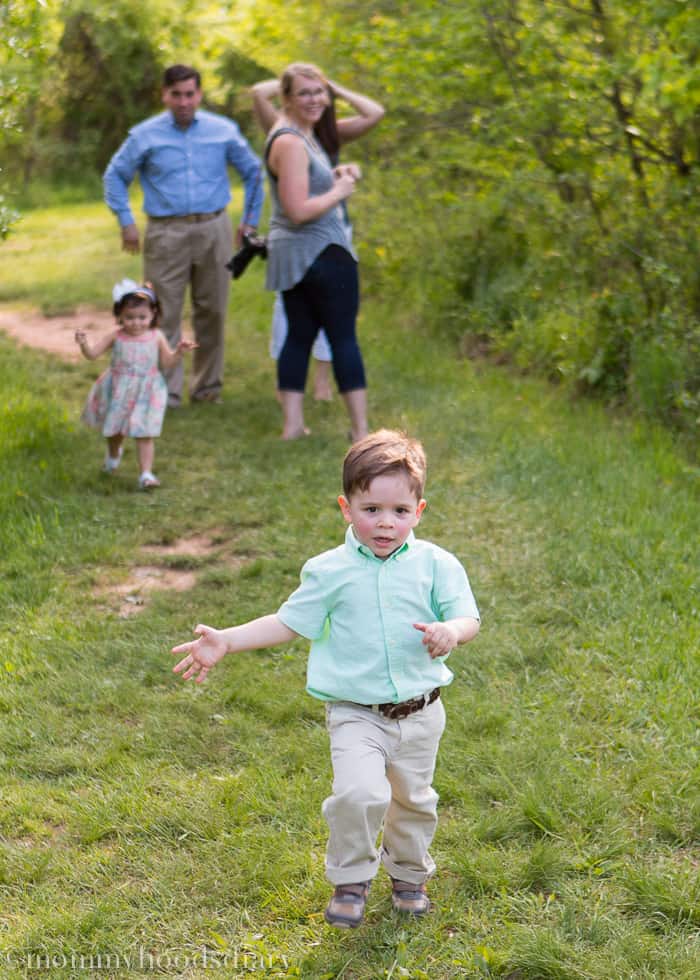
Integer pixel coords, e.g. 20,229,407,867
75,279,196,489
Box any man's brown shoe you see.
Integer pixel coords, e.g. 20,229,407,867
191,391,222,405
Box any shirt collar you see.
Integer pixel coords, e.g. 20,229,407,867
344,525,415,562
168,112,200,131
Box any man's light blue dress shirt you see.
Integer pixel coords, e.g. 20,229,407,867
277,527,480,704
103,110,264,227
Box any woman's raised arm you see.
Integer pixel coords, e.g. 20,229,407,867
329,80,385,144
251,79,282,134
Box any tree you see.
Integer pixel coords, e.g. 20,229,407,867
54,0,163,175
0,0,53,235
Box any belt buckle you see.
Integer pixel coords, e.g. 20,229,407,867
193,210,221,223
380,688,439,721
382,696,419,720
377,702,395,719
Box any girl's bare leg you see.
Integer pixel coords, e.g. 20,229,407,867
313,359,333,402
136,437,155,474
106,434,124,462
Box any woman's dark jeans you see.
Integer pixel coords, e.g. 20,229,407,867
278,245,366,393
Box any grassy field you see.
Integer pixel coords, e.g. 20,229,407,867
0,200,699,979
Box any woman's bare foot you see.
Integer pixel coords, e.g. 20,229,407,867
279,391,309,441
281,426,311,440
348,427,368,443
342,388,368,445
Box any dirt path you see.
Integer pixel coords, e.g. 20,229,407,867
0,308,235,613
0,307,114,361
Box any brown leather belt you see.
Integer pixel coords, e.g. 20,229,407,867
369,687,441,720
149,209,224,224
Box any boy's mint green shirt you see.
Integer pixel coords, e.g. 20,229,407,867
277,526,479,704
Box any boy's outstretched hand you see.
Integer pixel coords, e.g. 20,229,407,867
172,624,228,684
413,621,460,658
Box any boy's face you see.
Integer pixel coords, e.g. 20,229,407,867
338,473,426,560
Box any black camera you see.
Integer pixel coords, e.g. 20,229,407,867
226,233,268,279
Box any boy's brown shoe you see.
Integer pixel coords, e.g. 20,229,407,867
324,881,370,929
390,879,430,916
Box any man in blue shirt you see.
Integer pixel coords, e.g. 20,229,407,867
171,429,480,928
103,64,264,406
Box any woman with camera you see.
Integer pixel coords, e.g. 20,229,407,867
252,74,384,406
262,63,375,441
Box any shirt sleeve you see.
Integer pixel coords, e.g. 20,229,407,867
103,132,141,227
432,549,480,622
225,125,264,226
276,560,330,640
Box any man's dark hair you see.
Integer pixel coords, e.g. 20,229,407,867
163,65,201,89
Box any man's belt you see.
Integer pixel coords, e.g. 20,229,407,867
368,687,441,721
148,209,224,224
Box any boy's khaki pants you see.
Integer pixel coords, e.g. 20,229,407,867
323,697,446,886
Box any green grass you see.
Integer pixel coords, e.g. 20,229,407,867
0,201,699,979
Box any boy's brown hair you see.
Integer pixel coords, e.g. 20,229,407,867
342,429,427,500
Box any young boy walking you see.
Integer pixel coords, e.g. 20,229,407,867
172,429,480,927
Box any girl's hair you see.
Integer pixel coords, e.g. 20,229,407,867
113,285,161,328
342,429,427,500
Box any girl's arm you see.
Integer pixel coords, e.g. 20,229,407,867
251,79,281,134
75,328,117,360
157,330,197,369
171,614,298,684
269,133,357,225
329,80,385,145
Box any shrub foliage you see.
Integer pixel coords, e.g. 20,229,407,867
1,0,699,433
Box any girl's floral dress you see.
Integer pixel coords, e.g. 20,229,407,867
81,330,167,437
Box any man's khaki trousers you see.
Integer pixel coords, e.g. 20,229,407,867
323,697,446,886
144,210,232,404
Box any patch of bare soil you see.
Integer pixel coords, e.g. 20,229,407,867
0,307,114,361
95,531,246,617
140,528,230,558
97,566,198,618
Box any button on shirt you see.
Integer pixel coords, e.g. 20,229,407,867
103,110,264,227
277,527,480,704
